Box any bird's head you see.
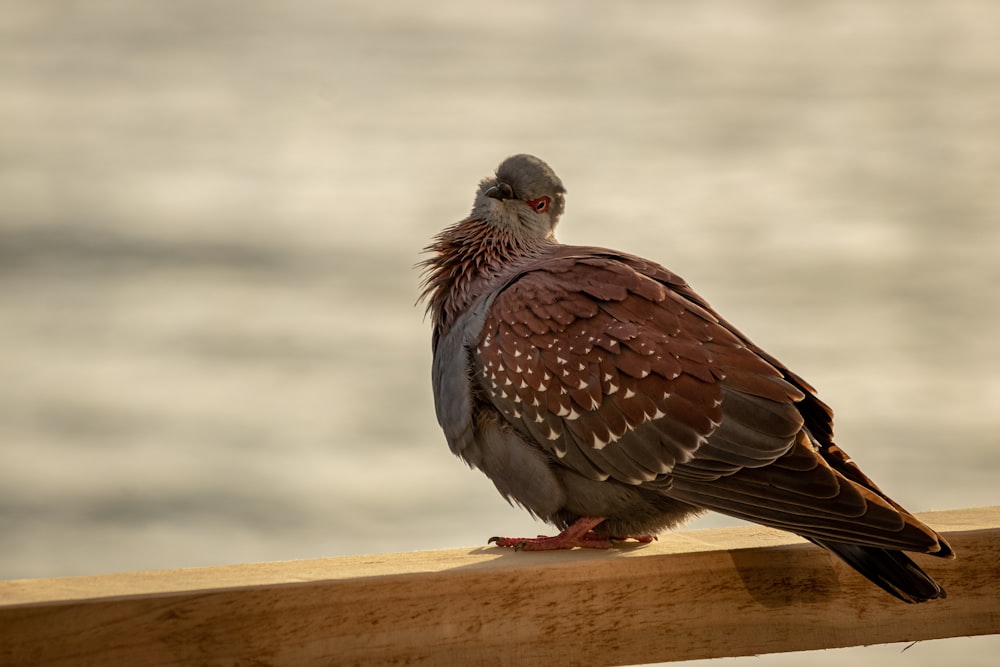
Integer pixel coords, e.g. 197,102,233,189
471,154,566,240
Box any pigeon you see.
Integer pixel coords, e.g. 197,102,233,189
419,154,953,603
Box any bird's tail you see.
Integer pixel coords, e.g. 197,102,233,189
810,538,949,603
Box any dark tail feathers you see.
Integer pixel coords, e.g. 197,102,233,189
811,538,948,603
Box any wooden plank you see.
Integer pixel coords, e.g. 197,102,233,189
1,507,998,667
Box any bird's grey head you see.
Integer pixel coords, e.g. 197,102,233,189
471,154,566,239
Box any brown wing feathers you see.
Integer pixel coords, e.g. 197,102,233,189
479,256,723,484
477,250,948,555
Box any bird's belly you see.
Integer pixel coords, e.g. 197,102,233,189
556,471,704,536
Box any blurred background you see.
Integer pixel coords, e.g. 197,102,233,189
1,1,998,664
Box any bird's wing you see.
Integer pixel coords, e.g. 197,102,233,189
476,250,806,486
477,249,950,554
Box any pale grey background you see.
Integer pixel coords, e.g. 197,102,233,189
1,1,998,664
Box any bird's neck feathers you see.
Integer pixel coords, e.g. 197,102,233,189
420,217,554,334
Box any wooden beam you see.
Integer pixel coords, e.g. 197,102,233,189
1,507,998,666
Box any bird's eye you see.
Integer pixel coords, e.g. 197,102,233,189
528,196,550,213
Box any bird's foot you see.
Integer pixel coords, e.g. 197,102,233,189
488,516,655,551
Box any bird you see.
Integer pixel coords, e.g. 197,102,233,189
419,153,953,603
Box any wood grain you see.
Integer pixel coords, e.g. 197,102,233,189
1,507,998,667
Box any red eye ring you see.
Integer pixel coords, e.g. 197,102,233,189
527,196,550,213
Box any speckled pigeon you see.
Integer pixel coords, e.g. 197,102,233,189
420,154,953,603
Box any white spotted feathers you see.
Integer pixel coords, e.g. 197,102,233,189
471,253,798,485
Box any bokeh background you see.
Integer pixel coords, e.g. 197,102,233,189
2,1,998,664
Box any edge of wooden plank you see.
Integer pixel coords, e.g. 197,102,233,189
2,506,995,604
1,506,998,666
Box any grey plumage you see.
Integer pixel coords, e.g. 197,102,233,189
420,154,953,603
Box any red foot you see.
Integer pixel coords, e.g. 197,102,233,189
488,517,656,551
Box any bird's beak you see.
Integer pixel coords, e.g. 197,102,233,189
485,182,515,201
